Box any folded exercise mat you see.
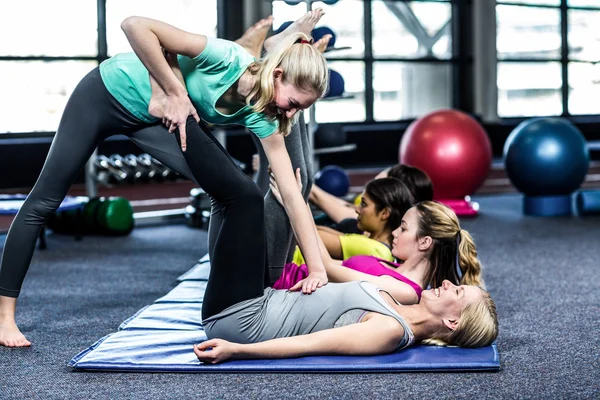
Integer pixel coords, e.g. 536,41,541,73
155,281,207,303
70,254,500,373
177,261,210,282
118,303,203,331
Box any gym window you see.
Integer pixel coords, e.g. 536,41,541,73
0,0,217,135
496,0,600,117
272,0,456,124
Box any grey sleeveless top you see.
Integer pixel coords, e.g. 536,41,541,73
203,281,415,350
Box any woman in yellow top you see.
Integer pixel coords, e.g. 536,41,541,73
293,177,414,264
311,164,433,236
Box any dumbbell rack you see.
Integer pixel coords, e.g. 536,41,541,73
84,150,188,226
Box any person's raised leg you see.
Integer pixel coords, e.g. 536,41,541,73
166,117,266,320
264,8,325,52
264,112,313,284
0,67,141,347
235,15,274,59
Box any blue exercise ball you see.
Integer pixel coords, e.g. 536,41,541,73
325,69,344,98
315,166,350,197
503,117,589,197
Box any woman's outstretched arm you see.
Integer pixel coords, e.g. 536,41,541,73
310,202,419,304
261,133,328,293
309,185,357,223
194,313,402,364
315,225,344,259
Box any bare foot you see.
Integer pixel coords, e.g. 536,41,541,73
0,320,31,348
313,34,332,54
264,8,326,53
235,15,274,59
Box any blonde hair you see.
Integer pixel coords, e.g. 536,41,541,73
423,289,499,348
245,32,329,135
415,201,485,289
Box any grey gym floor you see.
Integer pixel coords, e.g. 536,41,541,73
1,194,598,400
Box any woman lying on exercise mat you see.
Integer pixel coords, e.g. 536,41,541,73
312,164,433,235
287,164,433,265
272,170,484,304
291,176,414,264
193,194,497,363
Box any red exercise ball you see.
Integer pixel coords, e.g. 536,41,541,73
399,109,492,200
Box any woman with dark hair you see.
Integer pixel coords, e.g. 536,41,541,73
309,164,433,235
293,177,414,263
272,171,484,304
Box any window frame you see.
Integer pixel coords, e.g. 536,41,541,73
496,0,600,118
0,0,107,137
319,0,469,122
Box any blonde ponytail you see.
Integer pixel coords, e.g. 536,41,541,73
457,230,485,288
415,201,485,289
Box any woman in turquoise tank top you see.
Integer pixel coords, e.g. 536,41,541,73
119,13,332,298
0,10,334,347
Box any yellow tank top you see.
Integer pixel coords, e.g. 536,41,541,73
291,233,394,265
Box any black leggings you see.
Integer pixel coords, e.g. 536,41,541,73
0,67,267,320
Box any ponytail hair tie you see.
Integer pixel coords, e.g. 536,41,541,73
295,38,312,45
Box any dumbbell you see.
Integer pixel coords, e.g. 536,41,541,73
94,155,128,185
121,154,147,181
111,154,142,182
49,197,134,236
148,156,177,181
134,153,158,181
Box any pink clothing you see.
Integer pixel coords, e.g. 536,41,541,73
272,255,423,300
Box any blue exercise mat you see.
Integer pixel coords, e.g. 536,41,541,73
70,328,499,372
0,195,87,215
177,260,210,282
69,256,501,373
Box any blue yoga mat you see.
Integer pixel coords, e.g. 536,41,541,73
0,195,87,215
70,257,501,373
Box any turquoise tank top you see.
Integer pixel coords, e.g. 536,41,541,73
99,37,278,138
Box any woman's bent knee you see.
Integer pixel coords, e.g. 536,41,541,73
237,181,264,208
21,197,63,225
